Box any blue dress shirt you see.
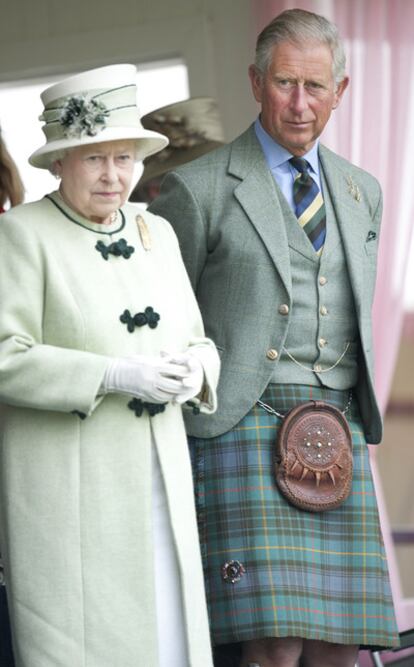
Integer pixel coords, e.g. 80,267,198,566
254,117,322,212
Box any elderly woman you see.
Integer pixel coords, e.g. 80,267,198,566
0,65,219,667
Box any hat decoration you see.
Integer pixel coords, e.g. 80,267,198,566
58,95,110,138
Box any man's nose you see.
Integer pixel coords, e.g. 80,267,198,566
289,84,309,114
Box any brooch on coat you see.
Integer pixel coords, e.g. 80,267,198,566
136,215,152,251
346,175,361,202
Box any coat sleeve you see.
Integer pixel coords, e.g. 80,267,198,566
186,340,220,414
0,214,109,416
149,212,220,414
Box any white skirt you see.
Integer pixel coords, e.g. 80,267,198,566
152,444,189,667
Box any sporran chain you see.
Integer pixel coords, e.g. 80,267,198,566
257,390,353,421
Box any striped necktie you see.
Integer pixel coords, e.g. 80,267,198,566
289,157,326,254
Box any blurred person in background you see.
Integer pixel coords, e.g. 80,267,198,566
130,97,224,205
0,128,24,212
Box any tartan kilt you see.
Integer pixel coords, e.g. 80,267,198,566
189,384,399,649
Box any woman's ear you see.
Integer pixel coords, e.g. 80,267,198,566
51,159,62,179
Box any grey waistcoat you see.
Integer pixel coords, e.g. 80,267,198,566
271,177,359,389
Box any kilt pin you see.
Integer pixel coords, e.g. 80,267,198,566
190,384,398,648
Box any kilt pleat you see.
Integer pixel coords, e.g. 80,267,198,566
189,384,399,648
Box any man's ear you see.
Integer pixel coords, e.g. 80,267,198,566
332,76,349,109
248,64,264,104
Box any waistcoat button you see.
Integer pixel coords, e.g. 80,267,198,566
266,349,278,360
320,306,328,316
319,276,327,286
319,337,327,347
278,304,289,315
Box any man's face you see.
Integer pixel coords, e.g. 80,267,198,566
249,41,348,156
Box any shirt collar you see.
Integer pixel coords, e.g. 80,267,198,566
254,116,320,175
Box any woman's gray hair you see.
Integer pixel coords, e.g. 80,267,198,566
254,8,346,85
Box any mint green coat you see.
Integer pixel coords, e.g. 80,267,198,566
0,195,219,667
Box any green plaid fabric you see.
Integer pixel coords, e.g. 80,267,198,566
189,384,399,649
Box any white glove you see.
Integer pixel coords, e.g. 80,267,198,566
162,351,204,405
101,354,189,404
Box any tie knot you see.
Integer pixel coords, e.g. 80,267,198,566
289,157,310,174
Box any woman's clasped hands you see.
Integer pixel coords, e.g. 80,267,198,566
101,351,204,404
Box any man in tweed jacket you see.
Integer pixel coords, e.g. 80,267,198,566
150,8,398,667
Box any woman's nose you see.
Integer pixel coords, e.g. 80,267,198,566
102,158,118,181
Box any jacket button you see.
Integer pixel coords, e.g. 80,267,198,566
314,364,323,372
320,306,328,316
278,304,289,315
319,276,327,286
266,349,278,360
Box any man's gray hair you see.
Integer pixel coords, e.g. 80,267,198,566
254,8,346,85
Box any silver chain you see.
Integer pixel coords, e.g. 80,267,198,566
282,341,351,373
257,390,353,421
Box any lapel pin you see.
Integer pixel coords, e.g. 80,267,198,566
136,214,152,251
346,175,361,202
366,230,377,242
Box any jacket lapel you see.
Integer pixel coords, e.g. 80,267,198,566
319,145,365,317
228,126,292,296
226,130,368,312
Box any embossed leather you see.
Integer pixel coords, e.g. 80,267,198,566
275,400,353,512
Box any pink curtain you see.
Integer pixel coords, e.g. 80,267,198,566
252,0,414,632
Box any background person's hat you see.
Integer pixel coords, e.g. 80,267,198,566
132,97,224,190
29,64,168,170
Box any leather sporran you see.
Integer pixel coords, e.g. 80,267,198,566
274,400,353,512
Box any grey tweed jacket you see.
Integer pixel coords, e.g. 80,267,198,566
149,125,383,443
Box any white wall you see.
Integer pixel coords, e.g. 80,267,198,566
0,0,257,141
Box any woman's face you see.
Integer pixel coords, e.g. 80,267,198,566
55,140,136,223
